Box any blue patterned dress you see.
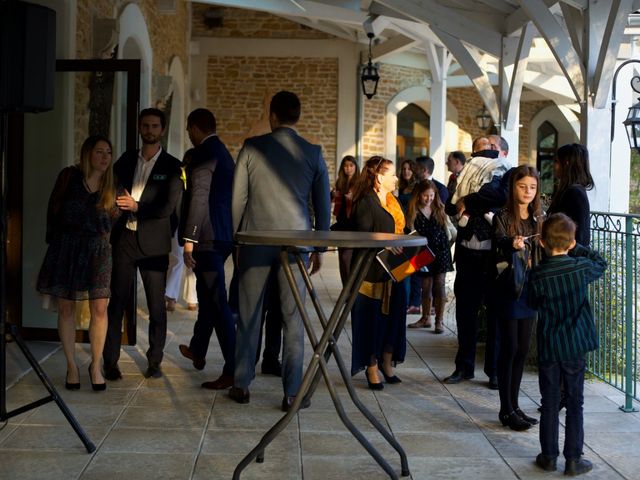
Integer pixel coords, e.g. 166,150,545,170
37,166,117,300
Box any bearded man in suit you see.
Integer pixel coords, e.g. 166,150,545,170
103,108,182,380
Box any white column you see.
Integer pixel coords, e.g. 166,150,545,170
580,103,612,212
500,125,520,167
430,75,447,182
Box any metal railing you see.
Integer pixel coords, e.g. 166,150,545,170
588,211,640,411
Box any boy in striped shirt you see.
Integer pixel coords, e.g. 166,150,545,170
529,213,607,476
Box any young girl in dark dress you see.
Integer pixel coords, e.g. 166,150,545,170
492,165,543,431
37,135,118,391
406,180,453,334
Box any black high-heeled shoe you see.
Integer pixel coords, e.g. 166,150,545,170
65,367,80,391
88,363,106,392
499,411,531,431
381,370,402,384
515,407,538,425
365,369,384,390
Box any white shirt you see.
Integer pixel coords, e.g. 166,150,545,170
126,148,162,231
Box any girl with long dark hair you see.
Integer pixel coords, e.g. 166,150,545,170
492,165,543,431
331,155,360,284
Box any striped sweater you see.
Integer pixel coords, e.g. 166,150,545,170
529,244,607,362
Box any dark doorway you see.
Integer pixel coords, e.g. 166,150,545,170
396,103,430,161
536,121,558,200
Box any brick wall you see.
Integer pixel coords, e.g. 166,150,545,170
206,56,339,178
192,4,334,39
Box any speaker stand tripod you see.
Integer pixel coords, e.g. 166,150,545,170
0,112,95,453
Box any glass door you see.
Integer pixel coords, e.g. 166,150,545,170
9,59,140,344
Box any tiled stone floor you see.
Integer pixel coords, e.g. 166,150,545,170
2,251,639,479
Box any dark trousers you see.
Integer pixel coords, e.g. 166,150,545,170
453,245,495,376
256,276,283,365
105,229,169,367
497,315,535,414
189,246,235,376
539,357,586,460
230,256,283,365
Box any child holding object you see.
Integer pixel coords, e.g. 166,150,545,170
529,213,607,476
406,180,454,334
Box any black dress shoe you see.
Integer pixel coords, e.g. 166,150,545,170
261,359,282,377
103,365,122,381
488,376,499,390
281,395,311,412
144,363,162,379
564,457,593,476
535,453,557,472
443,371,474,384
499,411,531,431
382,371,402,384
179,344,206,371
229,387,250,404
515,407,538,425
65,367,80,391
365,370,384,390
201,374,234,390
88,363,106,392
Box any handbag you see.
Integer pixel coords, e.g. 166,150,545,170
376,244,436,282
497,246,529,300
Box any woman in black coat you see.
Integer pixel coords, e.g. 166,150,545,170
350,156,407,390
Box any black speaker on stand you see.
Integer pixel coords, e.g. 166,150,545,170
0,0,94,453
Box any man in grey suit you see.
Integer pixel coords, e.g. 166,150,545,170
230,91,331,411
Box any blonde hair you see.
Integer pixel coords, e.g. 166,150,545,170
78,135,115,211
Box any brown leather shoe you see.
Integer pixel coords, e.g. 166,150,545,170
202,374,234,390
229,386,250,404
178,344,206,370
281,395,311,412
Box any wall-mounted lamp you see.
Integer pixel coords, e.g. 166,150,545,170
611,59,640,155
475,106,492,130
361,32,380,100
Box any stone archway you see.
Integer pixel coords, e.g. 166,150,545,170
385,85,458,181
118,3,152,108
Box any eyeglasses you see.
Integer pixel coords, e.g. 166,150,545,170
370,156,385,171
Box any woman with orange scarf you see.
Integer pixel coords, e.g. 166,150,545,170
350,156,407,389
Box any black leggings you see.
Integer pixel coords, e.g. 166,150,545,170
497,315,535,415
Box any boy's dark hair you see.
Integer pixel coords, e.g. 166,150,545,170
542,213,576,251
270,91,301,125
139,108,166,129
187,108,216,133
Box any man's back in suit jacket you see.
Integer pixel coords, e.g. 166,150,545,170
232,127,331,233
181,135,234,248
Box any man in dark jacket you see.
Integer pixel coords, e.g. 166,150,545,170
104,108,183,380
178,108,236,390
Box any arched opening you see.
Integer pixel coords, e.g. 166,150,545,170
537,121,558,198
396,103,430,162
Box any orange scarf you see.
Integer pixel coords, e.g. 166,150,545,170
381,192,405,234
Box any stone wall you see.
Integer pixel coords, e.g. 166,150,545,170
205,56,339,178
192,4,334,39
